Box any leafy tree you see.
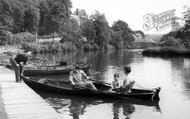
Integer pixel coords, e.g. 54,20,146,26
73,9,88,24
39,0,72,36
90,11,111,49
175,7,190,48
0,0,24,33
110,30,123,49
23,0,40,33
0,0,40,33
81,19,96,44
111,20,135,48
0,30,12,45
59,18,82,48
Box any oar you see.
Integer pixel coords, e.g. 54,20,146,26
88,78,111,86
68,81,136,100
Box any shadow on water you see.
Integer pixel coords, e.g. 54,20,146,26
32,88,161,119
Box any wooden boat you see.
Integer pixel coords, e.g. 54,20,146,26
23,63,92,76
36,89,161,111
22,76,161,101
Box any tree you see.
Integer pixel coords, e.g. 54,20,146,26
111,20,135,48
0,0,40,33
23,0,40,33
110,30,123,49
73,9,88,24
81,19,96,44
175,7,190,48
90,11,111,49
39,0,72,36
0,0,25,33
59,18,82,48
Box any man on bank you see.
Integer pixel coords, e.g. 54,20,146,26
69,66,97,90
9,51,30,82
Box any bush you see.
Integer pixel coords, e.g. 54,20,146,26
19,32,36,42
160,35,183,48
12,34,22,44
0,30,13,45
83,43,92,51
21,41,77,53
142,47,190,57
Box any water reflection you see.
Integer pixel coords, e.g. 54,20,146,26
32,50,190,119
112,102,135,119
35,89,160,119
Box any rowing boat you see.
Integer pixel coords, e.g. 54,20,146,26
23,63,92,76
22,76,161,101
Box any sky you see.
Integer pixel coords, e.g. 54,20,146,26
71,0,190,34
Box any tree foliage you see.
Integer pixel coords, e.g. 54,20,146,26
90,11,111,49
0,0,72,35
59,18,82,48
0,0,40,33
111,20,135,48
80,19,96,44
39,0,72,35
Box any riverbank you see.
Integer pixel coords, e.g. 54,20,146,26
21,42,116,53
0,66,64,119
142,47,190,58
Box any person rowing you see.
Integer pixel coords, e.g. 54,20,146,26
69,65,97,90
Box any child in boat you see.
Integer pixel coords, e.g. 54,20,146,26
112,73,120,90
122,65,135,93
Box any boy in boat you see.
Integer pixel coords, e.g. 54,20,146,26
69,65,97,90
112,73,121,91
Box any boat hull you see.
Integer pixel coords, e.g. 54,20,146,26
23,65,91,76
22,76,160,101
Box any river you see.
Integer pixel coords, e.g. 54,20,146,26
33,50,190,119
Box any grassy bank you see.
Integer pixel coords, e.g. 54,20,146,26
21,41,116,53
142,47,190,58
21,41,77,53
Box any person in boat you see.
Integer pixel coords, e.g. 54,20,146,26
9,51,31,82
122,65,135,93
112,73,120,90
69,65,97,90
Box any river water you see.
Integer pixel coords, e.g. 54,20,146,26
33,50,190,119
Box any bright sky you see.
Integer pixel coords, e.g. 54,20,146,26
71,0,190,34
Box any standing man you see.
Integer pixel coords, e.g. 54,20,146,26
9,51,30,82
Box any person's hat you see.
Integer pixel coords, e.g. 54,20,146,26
124,65,131,73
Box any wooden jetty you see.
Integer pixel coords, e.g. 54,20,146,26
0,66,64,119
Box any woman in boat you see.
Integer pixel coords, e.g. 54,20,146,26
122,65,135,93
69,65,97,90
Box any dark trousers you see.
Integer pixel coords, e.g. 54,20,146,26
9,57,22,82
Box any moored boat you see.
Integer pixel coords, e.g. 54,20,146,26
23,63,92,76
22,76,161,101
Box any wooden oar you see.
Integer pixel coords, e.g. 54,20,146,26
88,78,111,86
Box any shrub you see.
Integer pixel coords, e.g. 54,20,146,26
142,47,190,57
160,36,183,48
83,43,92,51
0,30,13,45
